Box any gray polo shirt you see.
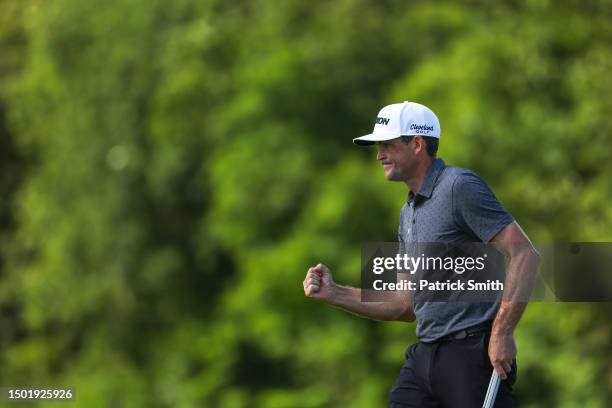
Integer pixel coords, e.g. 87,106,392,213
398,158,514,342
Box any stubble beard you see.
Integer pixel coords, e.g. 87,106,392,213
386,167,404,182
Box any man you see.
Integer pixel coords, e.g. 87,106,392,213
302,102,540,407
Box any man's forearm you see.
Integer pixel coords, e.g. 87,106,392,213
330,285,415,322
492,247,540,335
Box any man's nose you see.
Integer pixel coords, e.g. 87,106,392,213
377,148,385,161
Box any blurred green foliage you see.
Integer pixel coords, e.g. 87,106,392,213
0,0,611,406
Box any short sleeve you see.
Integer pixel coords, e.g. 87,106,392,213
452,171,514,243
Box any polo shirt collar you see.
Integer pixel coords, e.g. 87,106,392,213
408,158,446,202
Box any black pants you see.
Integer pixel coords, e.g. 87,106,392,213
389,331,516,407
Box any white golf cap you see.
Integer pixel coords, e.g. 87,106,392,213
353,101,441,146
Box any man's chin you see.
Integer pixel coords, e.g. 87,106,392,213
385,170,403,181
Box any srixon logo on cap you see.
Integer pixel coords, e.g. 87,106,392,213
375,117,390,125
410,123,435,134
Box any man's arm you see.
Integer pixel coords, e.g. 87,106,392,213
303,264,415,322
489,221,540,379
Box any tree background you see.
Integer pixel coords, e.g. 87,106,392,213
0,0,611,406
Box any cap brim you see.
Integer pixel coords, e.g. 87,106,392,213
352,133,401,146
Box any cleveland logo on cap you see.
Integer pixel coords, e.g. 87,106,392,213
410,123,435,134
375,117,390,125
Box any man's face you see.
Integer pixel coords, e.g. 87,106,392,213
376,138,416,182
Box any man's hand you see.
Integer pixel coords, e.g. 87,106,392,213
303,263,337,304
302,264,415,322
488,332,516,380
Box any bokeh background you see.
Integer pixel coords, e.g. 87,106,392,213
0,0,611,407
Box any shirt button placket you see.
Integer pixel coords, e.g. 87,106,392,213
409,201,416,240
406,202,411,236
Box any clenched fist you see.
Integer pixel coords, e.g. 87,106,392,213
303,263,336,303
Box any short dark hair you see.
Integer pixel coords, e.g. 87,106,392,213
400,135,439,158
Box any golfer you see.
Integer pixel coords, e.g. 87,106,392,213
303,102,540,407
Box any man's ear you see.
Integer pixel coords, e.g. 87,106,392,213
413,136,425,154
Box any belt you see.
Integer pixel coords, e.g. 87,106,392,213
438,320,493,342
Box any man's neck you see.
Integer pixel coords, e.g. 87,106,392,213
406,157,435,194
